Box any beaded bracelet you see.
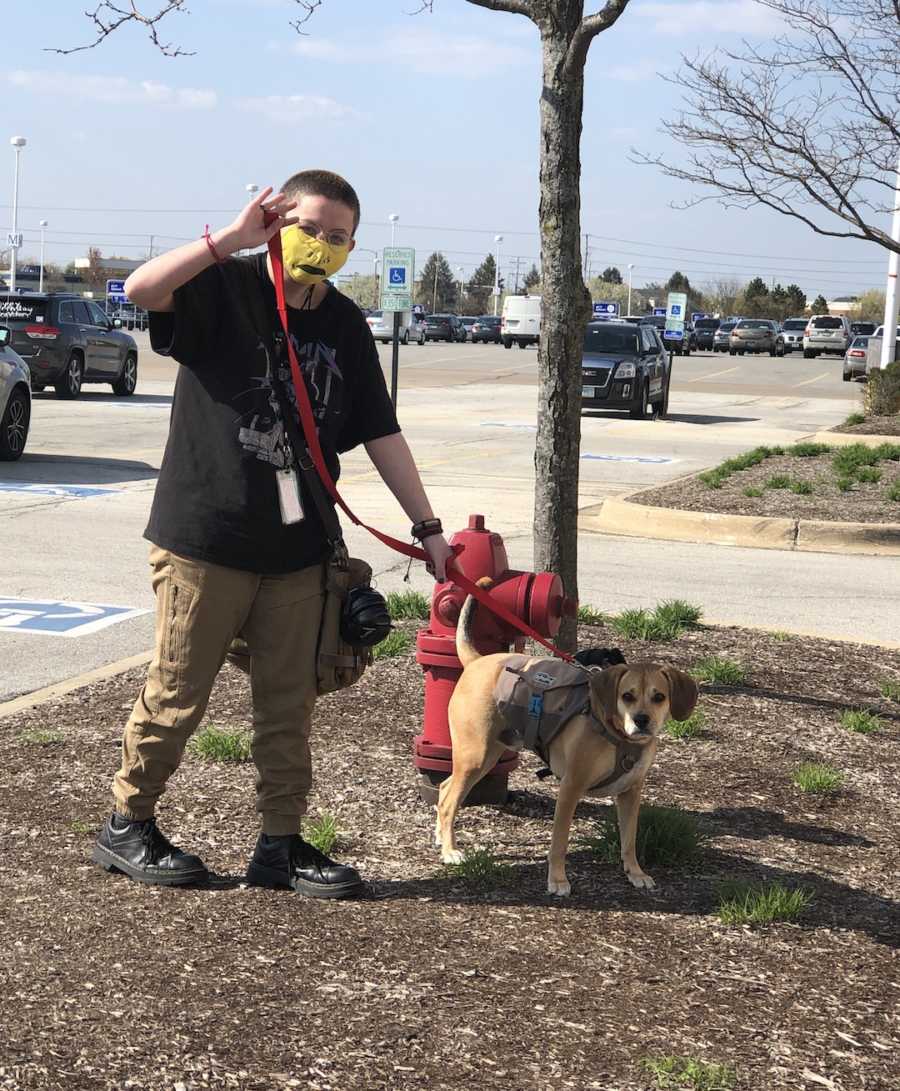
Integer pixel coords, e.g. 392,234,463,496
412,518,443,541
203,225,225,264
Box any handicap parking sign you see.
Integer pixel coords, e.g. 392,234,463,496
389,266,406,286
0,597,150,637
670,304,682,317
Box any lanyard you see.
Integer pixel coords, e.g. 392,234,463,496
265,226,574,664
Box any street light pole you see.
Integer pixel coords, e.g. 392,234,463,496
39,219,48,292
389,213,399,248
493,234,504,317
879,149,900,370
243,184,259,257
9,136,27,294
627,263,635,316
457,265,465,312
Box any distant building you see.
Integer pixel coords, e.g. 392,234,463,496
74,256,144,274
825,296,859,316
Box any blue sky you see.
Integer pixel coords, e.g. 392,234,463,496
1,0,889,299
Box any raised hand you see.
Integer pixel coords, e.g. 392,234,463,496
225,187,297,252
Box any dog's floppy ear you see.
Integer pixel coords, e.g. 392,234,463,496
662,667,699,722
589,664,629,718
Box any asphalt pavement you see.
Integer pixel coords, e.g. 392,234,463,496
2,336,892,705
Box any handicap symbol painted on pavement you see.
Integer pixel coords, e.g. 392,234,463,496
0,482,117,499
389,266,407,286
581,454,676,464
0,597,150,638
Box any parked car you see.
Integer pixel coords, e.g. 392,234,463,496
0,292,139,398
423,313,466,342
365,310,426,345
780,317,808,354
0,325,31,460
729,319,785,356
843,336,870,382
803,314,851,358
459,316,479,341
692,317,721,350
642,313,691,356
581,319,670,419
851,321,877,337
471,316,502,343
712,321,737,351
501,294,541,349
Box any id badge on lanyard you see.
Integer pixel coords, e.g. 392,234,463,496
276,466,304,525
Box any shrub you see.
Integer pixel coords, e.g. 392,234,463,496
373,630,412,659
765,474,791,489
832,443,882,477
583,805,706,868
664,711,706,740
692,657,746,685
864,359,900,416
840,708,881,734
305,812,340,855
443,848,512,888
385,590,430,621
843,412,865,426
642,1055,737,1091
716,881,813,925
790,441,830,457
792,763,843,793
855,467,882,484
789,480,813,494
189,724,252,762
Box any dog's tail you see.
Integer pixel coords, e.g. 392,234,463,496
456,576,495,668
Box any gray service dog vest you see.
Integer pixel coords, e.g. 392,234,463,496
493,656,645,794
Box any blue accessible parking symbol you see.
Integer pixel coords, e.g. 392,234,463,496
0,597,150,637
389,267,407,286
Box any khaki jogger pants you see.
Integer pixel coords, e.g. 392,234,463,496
113,544,325,835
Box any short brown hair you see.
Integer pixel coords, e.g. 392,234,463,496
281,169,361,233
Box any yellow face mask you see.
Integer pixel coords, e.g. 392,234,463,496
280,225,350,285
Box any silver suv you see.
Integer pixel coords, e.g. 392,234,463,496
803,314,851,358
780,318,807,354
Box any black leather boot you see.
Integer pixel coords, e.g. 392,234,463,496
246,833,363,899
93,813,209,886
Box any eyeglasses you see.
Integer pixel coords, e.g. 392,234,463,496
296,221,352,248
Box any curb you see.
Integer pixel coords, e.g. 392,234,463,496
805,431,900,448
581,496,900,556
0,650,152,720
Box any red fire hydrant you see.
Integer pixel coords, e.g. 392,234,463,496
413,514,576,804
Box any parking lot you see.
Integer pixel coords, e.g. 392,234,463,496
0,334,878,703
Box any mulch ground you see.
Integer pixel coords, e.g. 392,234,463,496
632,450,900,523
1,621,899,1091
832,414,900,436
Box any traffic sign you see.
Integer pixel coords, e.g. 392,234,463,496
380,247,415,312
652,307,667,317
593,301,620,317
6,232,23,249
666,292,687,339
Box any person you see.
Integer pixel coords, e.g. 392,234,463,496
92,169,454,898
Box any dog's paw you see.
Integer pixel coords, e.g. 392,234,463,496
547,876,571,897
627,870,656,890
441,848,465,865
433,829,443,849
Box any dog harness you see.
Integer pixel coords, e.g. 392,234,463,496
493,656,645,794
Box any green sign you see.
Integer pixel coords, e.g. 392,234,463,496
380,247,415,312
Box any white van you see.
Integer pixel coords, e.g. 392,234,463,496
501,295,541,349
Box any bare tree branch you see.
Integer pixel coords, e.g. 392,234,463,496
47,1,194,56
463,0,533,16
288,0,324,34
566,0,631,77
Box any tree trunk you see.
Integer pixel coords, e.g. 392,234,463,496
533,19,592,651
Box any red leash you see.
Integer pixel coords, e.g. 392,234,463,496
265,227,574,664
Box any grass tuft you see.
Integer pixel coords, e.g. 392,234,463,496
789,480,813,495
582,805,706,868
836,476,854,492
443,847,512,888
19,729,64,746
843,412,865,426
855,466,881,484
888,479,900,502
770,630,792,642
765,474,792,490
716,880,813,925
373,629,412,659
577,603,609,625
742,486,764,497
692,657,747,686
792,762,843,793
189,724,252,762
790,441,830,457
832,442,900,477
664,710,706,740
304,812,340,855
611,601,701,642
840,708,881,735
69,819,98,834
642,1055,737,1091
385,589,430,621
879,678,900,702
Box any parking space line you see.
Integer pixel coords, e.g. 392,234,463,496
686,367,739,383
791,372,829,388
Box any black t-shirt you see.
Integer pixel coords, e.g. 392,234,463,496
145,253,399,573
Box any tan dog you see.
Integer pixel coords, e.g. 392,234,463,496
436,582,698,896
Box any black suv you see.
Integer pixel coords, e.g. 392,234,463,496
693,317,721,350
0,292,139,398
581,320,670,418
471,315,502,343
424,314,466,342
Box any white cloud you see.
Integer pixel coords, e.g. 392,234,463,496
634,1,785,36
287,28,533,78
237,94,358,124
5,69,216,109
606,59,666,82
